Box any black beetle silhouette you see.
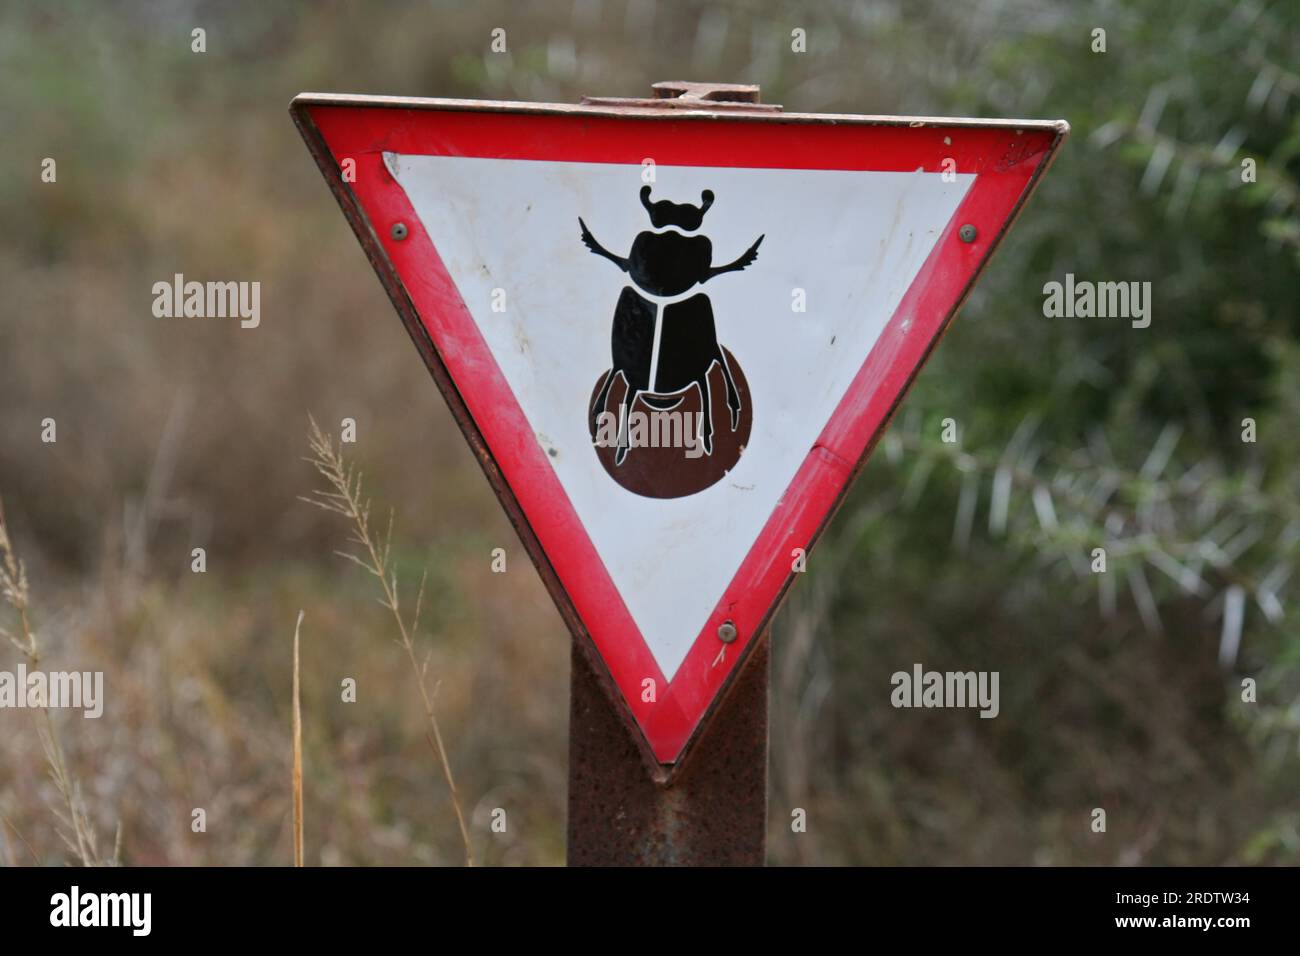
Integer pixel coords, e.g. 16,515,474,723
580,186,763,466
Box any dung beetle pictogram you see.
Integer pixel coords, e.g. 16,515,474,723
579,186,763,467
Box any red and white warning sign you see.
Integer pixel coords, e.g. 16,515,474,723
293,92,1067,765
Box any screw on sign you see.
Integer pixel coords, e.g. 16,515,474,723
291,82,1067,865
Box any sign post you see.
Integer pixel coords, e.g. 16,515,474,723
568,632,770,866
292,82,1066,866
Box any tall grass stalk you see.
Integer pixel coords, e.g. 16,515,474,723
292,609,305,868
300,418,475,866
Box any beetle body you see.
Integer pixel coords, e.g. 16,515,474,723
580,187,763,466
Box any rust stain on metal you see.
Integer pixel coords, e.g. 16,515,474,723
568,634,770,866
294,90,1067,138
582,80,783,113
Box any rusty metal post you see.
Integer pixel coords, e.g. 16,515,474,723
567,634,770,866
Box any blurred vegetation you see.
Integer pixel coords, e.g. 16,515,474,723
0,0,1296,865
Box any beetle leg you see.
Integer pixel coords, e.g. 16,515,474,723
615,387,638,466
698,381,714,456
591,368,617,435
717,352,742,431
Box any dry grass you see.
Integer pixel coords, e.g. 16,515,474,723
0,499,114,866
301,418,475,866
292,608,305,868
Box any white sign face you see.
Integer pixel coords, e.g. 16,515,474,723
386,152,973,678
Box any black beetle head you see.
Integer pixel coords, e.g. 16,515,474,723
640,186,714,231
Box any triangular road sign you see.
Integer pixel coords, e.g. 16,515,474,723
292,91,1067,767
